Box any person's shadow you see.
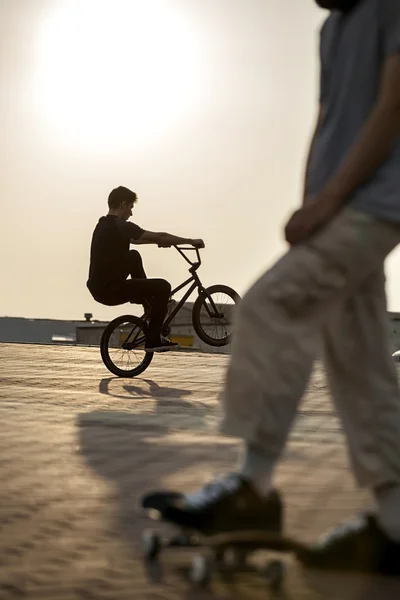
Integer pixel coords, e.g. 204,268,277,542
77,409,238,591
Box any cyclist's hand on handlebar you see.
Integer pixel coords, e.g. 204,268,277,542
191,238,205,248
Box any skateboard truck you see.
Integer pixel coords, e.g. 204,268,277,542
141,491,298,589
141,528,288,590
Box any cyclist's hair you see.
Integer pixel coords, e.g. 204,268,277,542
108,186,137,210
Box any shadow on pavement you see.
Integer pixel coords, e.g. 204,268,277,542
300,569,400,600
77,409,240,595
77,410,236,532
99,376,193,401
77,410,400,599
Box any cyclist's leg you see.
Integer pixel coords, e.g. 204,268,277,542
124,278,171,342
123,250,149,310
98,278,171,340
127,249,147,279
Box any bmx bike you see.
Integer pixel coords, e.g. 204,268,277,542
100,245,241,378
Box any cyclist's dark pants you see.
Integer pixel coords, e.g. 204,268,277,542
94,250,171,342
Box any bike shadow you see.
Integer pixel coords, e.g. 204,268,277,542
98,377,215,418
99,376,193,402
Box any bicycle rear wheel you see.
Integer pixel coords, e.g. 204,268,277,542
100,314,153,377
192,285,240,347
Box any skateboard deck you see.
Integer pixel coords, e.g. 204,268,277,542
141,490,307,589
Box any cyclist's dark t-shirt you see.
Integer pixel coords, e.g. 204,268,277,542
87,215,144,297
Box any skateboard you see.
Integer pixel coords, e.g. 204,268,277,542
141,491,306,589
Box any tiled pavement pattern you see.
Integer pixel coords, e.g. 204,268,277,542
0,342,400,599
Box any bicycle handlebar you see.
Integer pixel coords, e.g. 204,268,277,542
174,242,205,249
173,245,202,268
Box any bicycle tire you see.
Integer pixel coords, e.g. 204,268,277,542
100,314,153,377
192,285,240,347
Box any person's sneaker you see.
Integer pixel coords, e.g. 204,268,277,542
297,513,400,575
145,336,180,353
157,473,283,537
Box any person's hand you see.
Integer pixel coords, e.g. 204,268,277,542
191,238,205,248
284,194,340,246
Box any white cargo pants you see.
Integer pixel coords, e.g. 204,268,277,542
221,208,400,488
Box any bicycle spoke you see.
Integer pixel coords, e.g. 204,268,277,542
101,316,152,377
195,288,238,346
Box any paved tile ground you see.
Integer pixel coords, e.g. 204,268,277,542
0,342,399,599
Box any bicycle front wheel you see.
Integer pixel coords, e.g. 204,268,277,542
192,285,240,347
100,314,153,377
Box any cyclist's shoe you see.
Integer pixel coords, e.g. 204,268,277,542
145,336,180,353
154,474,283,536
297,513,400,575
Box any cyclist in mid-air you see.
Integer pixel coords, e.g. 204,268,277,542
87,186,204,353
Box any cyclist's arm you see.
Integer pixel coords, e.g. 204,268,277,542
133,230,204,248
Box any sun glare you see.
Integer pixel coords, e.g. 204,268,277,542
32,0,203,152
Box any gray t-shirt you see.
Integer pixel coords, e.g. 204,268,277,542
308,0,400,222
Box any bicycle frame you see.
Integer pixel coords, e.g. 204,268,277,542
123,245,220,349
162,246,206,330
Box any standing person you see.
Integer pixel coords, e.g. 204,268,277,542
87,186,204,352
143,1,400,572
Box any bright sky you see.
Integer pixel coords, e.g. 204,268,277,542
2,0,400,321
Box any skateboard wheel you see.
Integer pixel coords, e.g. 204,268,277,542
142,530,161,561
223,547,247,569
190,554,213,587
264,559,285,589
